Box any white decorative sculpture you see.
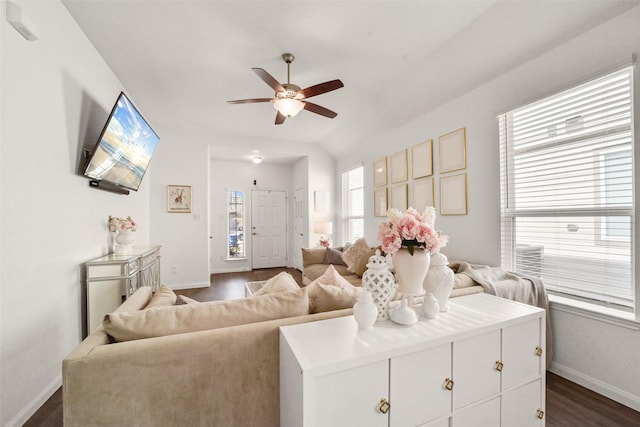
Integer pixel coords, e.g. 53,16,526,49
423,252,455,312
362,249,397,321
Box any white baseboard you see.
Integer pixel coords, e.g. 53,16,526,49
6,375,61,427
549,361,640,411
210,266,252,274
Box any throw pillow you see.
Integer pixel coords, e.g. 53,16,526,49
175,295,200,305
301,247,326,267
355,247,379,278
144,285,177,309
324,247,347,265
313,283,359,313
103,287,309,342
253,271,299,296
307,264,353,312
341,238,369,273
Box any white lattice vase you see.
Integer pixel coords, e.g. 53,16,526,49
362,249,397,321
423,252,454,312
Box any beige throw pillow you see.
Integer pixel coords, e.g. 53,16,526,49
313,283,359,313
355,247,379,277
103,287,309,342
144,285,177,309
253,271,299,296
307,264,354,313
342,238,369,273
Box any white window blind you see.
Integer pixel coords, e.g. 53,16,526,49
499,67,635,308
342,166,364,243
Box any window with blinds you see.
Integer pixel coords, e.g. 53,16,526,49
342,166,364,243
499,66,635,308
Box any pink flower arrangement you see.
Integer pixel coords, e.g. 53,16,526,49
377,207,448,255
108,215,137,232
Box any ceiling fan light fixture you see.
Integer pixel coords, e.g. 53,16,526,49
252,156,263,164
274,98,304,118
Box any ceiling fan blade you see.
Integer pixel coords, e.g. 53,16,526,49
252,68,285,93
227,98,273,104
275,111,286,125
303,102,338,119
299,79,344,99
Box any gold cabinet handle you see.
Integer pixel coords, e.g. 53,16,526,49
536,408,545,419
444,377,454,391
535,346,543,357
495,360,504,372
378,398,391,414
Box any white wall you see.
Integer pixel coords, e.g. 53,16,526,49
149,127,210,289
336,4,640,410
0,1,152,425
208,159,294,273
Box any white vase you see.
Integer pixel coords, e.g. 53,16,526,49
392,247,430,297
114,230,135,255
362,249,397,321
353,291,378,330
421,293,439,319
423,252,454,312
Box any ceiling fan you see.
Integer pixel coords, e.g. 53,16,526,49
227,53,344,125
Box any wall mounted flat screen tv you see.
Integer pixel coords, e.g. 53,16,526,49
84,92,160,192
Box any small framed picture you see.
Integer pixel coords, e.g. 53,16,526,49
390,184,408,211
412,140,433,178
373,157,388,187
167,185,192,213
374,187,388,217
439,128,467,174
412,177,434,212
440,174,467,215
390,149,408,183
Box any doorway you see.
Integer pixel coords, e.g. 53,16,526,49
251,190,288,269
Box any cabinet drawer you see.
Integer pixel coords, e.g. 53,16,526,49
502,379,544,427
502,319,543,390
313,360,389,427
390,343,451,426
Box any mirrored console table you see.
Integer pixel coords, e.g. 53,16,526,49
85,245,161,333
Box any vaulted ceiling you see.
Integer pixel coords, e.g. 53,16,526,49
63,0,639,164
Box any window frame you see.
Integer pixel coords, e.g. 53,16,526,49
227,190,246,260
499,66,635,312
341,165,364,244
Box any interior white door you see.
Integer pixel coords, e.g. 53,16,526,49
251,190,288,269
293,188,304,270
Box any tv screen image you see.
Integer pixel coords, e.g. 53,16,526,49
84,92,159,191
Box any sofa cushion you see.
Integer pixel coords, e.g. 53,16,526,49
324,247,346,265
355,247,379,277
313,283,359,313
342,238,370,273
253,271,299,296
303,263,353,283
144,285,177,309
103,287,309,342
301,247,326,267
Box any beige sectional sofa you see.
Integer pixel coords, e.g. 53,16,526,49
63,285,352,427
63,264,482,426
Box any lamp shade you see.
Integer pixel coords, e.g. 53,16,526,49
273,98,304,118
314,221,333,235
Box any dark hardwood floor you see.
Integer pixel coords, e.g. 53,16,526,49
25,268,640,427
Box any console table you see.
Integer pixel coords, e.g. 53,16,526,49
280,293,545,427
85,245,161,333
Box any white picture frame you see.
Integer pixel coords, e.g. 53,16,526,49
167,185,192,213
439,128,467,174
314,190,329,212
440,173,467,215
